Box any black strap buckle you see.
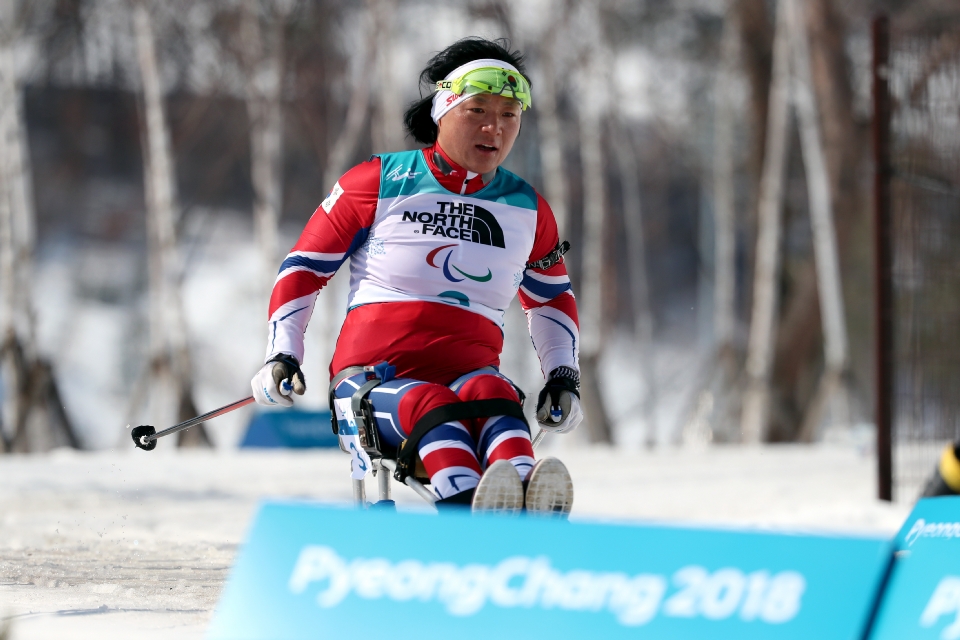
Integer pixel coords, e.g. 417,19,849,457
525,240,570,271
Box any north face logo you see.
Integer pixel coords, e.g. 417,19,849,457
401,201,505,248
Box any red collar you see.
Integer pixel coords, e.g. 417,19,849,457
422,143,494,196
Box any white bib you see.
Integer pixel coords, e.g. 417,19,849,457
346,150,539,328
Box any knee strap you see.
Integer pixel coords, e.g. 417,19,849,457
395,398,527,483
328,366,366,436
329,363,395,457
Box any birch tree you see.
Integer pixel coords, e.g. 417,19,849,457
0,0,77,452
574,0,613,444
531,9,570,237
322,22,373,191
787,0,849,440
612,119,658,447
740,0,792,444
369,0,404,152
713,9,740,369
0,2,22,452
132,1,209,446
241,0,292,291
689,4,745,445
314,7,376,378
741,0,850,442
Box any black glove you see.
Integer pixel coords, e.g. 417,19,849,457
536,366,583,433
251,354,307,407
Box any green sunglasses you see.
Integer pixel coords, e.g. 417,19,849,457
435,66,532,110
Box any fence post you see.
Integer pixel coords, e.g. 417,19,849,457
872,15,893,502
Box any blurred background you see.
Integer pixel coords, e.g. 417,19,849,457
0,0,958,503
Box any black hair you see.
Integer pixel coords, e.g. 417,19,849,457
403,37,529,145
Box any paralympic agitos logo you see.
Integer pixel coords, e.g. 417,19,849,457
403,201,505,248
427,244,492,283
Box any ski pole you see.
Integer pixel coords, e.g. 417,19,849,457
532,429,547,450
130,396,255,450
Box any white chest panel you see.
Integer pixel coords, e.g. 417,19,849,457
347,190,537,327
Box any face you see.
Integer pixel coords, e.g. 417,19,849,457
436,93,522,175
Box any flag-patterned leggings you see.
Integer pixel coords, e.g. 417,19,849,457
333,368,534,500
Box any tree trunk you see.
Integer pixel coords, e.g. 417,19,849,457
579,353,611,444
369,0,404,152
714,8,740,364
0,8,78,452
312,12,377,377
0,46,14,451
575,0,612,444
133,2,209,447
787,0,850,440
242,0,286,291
768,0,863,440
611,121,657,447
741,0,792,444
804,0,860,225
0,11,26,450
534,22,570,237
0,205,10,450
734,0,774,203
7,340,79,451
733,0,773,349
687,4,744,445
322,26,373,190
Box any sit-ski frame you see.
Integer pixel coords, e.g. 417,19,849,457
352,429,547,510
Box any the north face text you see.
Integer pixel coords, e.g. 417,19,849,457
401,201,505,248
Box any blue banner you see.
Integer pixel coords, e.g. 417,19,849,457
240,410,337,448
208,502,891,640
870,496,960,640
892,495,960,551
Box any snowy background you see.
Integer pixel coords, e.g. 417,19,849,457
6,0,756,452
1,445,909,639
2,0,959,637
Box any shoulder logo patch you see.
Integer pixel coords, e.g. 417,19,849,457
321,182,344,213
386,165,422,182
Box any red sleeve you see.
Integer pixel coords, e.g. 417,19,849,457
527,193,561,263
518,193,580,376
267,158,381,319
286,157,381,257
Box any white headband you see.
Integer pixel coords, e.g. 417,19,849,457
430,58,520,124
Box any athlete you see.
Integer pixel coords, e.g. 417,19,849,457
250,38,582,514
922,440,960,498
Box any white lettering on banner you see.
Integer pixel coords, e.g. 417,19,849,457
663,565,804,624
287,546,806,627
905,519,960,547
920,577,960,640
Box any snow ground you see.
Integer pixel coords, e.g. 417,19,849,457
0,444,910,639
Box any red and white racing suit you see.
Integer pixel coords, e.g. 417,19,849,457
264,143,580,499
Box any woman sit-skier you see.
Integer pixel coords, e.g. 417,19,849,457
250,37,582,514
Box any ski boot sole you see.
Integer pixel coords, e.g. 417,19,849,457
524,457,574,518
472,459,524,515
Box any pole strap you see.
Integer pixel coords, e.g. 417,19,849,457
525,240,570,271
